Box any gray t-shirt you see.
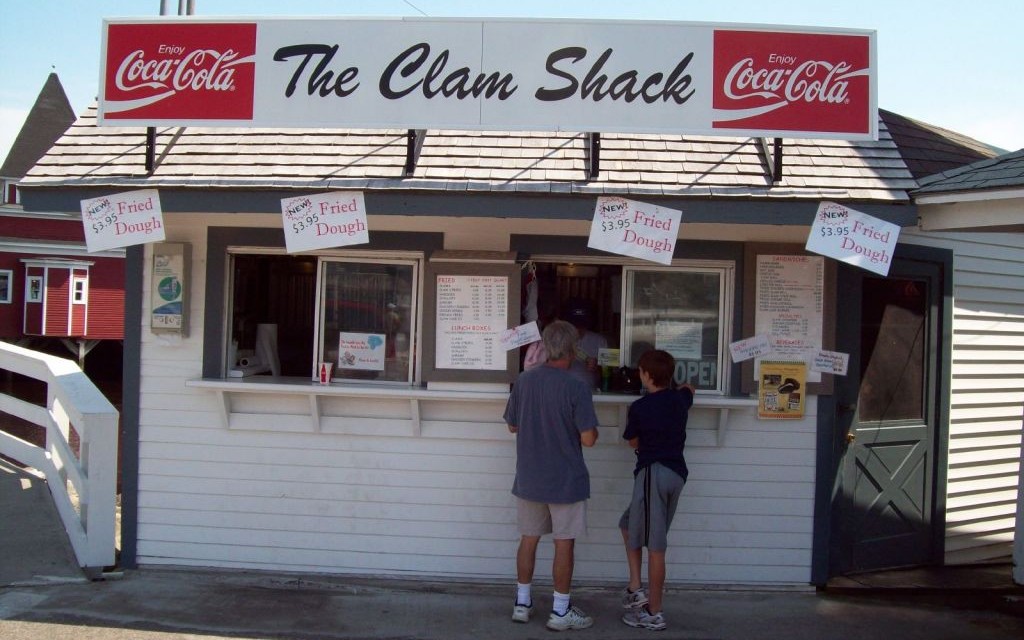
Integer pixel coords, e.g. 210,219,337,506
504,364,599,504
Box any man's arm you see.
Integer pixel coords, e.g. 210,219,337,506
580,427,598,447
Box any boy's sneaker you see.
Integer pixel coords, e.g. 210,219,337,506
622,586,649,609
546,604,593,631
511,601,532,623
622,606,667,631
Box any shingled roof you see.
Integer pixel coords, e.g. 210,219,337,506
914,148,1024,196
879,109,1003,180
21,105,916,205
0,73,75,179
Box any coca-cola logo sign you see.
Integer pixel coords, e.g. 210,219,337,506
712,30,871,134
103,23,256,120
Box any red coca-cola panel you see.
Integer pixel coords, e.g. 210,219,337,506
712,30,871,134
103,22,257,120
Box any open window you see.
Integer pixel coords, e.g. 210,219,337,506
226,250,420,383
523,258,734,394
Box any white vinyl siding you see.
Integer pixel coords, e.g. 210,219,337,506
903,229,1024,564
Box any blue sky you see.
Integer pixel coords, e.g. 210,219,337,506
2,0,1022,165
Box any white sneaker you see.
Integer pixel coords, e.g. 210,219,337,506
622,586,649,609
622,606,667,630
546,604,593,631
511,601,532,623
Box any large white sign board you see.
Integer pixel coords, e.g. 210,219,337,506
99,18,877,140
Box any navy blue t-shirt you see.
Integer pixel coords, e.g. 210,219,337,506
622,387,693,481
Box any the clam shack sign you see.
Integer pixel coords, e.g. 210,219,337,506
99,17,876,140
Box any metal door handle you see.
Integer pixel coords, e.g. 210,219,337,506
846,432,857,444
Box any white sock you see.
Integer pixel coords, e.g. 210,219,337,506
516,582,531,606
552,590,570,615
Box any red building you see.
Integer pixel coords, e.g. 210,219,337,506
0,74,124,367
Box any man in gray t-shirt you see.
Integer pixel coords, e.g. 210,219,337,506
504,320,599,631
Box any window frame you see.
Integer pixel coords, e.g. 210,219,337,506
3,181,18,205
313,254,421,385
622,260,735,394
72,274,89,304
0,270,12,303
222,246,424,383
26,275,43,303
524,254,736,395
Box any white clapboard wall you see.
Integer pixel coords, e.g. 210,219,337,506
904,229,1024,564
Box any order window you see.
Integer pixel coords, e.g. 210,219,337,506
227,251,420,383
523,258,733,394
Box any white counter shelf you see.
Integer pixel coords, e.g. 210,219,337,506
186,377,758,446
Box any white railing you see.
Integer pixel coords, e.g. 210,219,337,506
0,341,119,575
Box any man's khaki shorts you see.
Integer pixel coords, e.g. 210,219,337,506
517,498,588,539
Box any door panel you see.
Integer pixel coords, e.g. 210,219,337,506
833,258,943,574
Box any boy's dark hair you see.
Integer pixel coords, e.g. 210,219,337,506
637,349,676,388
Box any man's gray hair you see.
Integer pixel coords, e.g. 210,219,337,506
542,320,579,361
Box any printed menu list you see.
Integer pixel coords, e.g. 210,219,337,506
755,255,825,382
435,274,508,370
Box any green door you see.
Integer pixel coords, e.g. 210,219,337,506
832,255,947,574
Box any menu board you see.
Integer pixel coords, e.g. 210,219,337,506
755,255,824,382
435,274,508,370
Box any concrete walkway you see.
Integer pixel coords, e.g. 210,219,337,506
2,456,1023,640
0,459,85,587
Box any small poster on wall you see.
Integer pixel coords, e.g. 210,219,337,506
81,189,165,252
337,332,386,372
500,321,541,351
758,360,807,420
655,321,702,359
588,196,681,265
150,244,189,333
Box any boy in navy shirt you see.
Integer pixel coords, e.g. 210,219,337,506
618,349,693,631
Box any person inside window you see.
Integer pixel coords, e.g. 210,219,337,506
563,297,608,389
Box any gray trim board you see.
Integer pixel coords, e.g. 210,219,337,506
120,244,143,569
21,189,919,227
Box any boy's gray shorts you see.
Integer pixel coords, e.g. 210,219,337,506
618,462,685,551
